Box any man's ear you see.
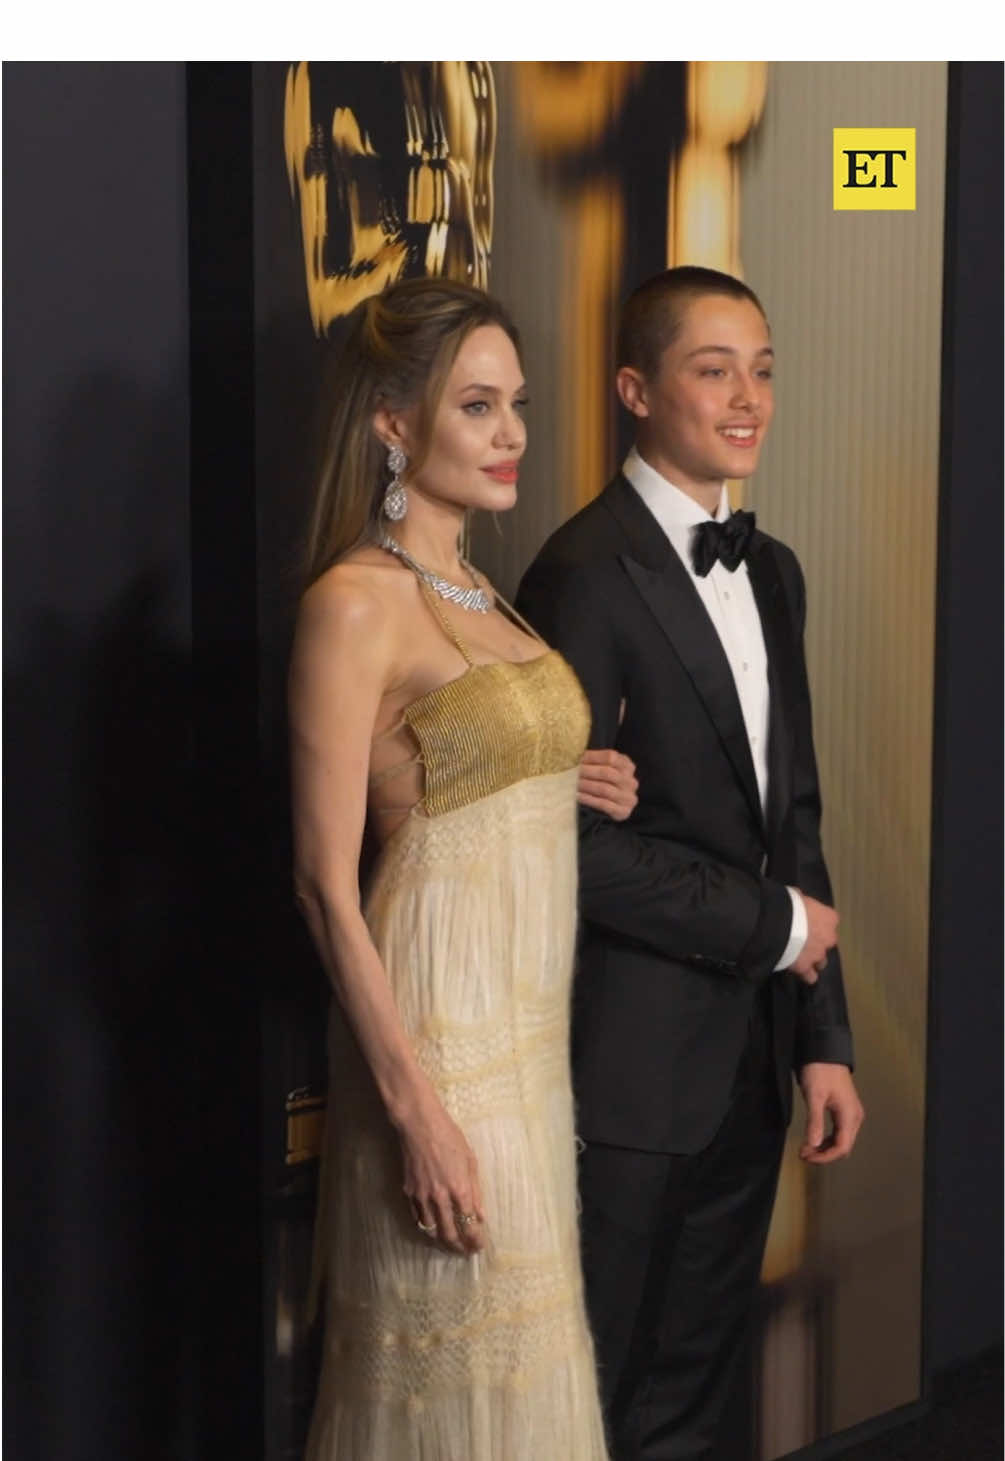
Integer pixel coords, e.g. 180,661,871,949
616,366,650,419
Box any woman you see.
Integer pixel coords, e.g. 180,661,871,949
290,277,635,1459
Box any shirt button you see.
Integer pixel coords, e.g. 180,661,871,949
724,591,730,600
742,662,749,671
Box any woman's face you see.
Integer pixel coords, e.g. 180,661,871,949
397,324,528,514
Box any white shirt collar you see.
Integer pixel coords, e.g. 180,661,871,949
622,445,730,533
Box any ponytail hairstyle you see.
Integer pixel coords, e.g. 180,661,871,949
305,277,522,584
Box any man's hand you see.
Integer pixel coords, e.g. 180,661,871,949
798,1063,864,1164
789,895,840,985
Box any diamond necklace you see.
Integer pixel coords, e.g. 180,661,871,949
378,531,492,613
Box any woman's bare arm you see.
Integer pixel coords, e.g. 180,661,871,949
289,567,485,1253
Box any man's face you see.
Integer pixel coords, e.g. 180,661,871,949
623,293,775,495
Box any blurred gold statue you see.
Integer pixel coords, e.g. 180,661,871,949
669,62,767,273
284,62,496,334
510,62,766,505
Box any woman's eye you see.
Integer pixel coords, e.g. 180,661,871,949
700,368,725,378
463,400,489,415
513,397,529,413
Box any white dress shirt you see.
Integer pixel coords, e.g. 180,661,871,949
623,447,807,971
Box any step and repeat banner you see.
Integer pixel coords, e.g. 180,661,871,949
255,61,943,1460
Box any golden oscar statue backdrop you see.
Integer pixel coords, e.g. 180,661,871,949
257,61,941,1459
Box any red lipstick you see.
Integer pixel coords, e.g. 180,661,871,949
482,462,520,483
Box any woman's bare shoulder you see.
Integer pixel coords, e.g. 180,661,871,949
299,549,414,638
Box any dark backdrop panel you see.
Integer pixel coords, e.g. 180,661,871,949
186,61,265,1459
927,59,1004,1375
3,62,197,1461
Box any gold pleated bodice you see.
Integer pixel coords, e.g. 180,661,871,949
402,651,589,817
369,576,590,822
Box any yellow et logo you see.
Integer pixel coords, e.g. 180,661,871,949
833,128,916,210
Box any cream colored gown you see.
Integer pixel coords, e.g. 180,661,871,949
305,586,609,1461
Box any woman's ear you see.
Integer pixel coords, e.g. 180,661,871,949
372,403,412,454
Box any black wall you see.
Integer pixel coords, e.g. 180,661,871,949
3,62,200,1460
3,61,263,1460
926,59,1004,1375
2,60,1001,1461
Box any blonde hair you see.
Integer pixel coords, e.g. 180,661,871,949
305,278,522,584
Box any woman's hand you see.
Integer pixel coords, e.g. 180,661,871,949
398,1093,487,1256
577,748,638,822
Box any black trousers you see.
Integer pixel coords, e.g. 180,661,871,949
578,987,786,1461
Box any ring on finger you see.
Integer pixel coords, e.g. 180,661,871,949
456,1211,479,1227
415,1218,437,1234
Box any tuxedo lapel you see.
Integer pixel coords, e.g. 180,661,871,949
745,537,797,851
603,477,765,833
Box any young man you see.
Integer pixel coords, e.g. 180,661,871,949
516,267,864,1461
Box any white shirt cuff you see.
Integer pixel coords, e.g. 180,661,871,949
775,887,808,971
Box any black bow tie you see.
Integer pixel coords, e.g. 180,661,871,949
690,510,756,577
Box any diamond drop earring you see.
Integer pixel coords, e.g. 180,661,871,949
382,444,408,521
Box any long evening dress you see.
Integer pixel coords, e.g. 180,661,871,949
305,581,609,1460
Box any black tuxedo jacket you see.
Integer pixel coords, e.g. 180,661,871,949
516,474,854,1155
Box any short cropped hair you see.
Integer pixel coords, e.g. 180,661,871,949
616,266,767,381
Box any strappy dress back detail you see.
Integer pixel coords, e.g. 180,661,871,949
368,580,589,822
